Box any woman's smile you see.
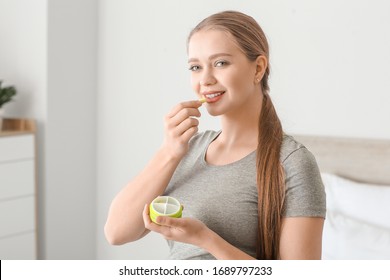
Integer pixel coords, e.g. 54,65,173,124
202,91,225,103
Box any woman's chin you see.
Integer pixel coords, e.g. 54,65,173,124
205,108,223,117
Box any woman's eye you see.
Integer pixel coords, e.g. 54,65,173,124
215,60,228,67
189,65,201,71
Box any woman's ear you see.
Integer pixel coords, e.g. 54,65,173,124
254,55,268,83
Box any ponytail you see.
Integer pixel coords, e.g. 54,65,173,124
256,92,285,259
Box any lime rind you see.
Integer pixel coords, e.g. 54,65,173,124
150,196,182,223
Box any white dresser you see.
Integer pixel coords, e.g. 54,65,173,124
0,119,37,259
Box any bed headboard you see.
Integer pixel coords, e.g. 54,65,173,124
293,135,390,186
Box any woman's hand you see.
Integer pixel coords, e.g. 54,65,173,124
160,100,202,160
143,204,209,248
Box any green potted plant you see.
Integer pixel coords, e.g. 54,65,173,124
0,80,17,130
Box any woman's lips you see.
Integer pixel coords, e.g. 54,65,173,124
202,91,225,103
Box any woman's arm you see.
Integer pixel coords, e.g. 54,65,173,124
104,148,182,245
202,229,256,260
205,217,324,260
104,101,202,245
279,217,324,259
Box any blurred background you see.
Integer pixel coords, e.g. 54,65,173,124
0,0,389,259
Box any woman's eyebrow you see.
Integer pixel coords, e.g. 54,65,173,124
188,53,232,63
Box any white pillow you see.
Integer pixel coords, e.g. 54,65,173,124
321,173,390,259
321,173,390,229
322,211,390,260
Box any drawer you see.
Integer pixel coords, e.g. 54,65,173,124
0,232,36,259
0,196,35,238
0,160,35,200
0,134,34,162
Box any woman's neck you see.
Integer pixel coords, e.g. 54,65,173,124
218,92,263,150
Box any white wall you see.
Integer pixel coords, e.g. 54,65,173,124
269,0,390,139
97,0,390,259
0,0,97,259
0,0,47,120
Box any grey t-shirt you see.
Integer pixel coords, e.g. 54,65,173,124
164,130,326,260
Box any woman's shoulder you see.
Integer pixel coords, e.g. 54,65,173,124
189,130,221,147
281,134,312,164
281,134,326,217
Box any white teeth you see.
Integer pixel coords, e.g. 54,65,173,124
205,92,223,98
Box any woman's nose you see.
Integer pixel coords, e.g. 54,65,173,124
200,68,217,86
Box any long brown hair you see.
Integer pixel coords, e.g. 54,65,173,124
188,11,285,259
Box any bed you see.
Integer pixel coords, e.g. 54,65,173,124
293,135,390,260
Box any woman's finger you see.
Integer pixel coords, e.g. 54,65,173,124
168,107,201,128
156,216,183,228
143,204,157,231
174,117,199,137
180,126,198,144
166,100,202,119
143,204,174,236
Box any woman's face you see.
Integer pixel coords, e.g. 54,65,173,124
188,29,261,117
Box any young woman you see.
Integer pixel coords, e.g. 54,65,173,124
104,10,326,260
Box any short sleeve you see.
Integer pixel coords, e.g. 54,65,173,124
282,147,326,218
